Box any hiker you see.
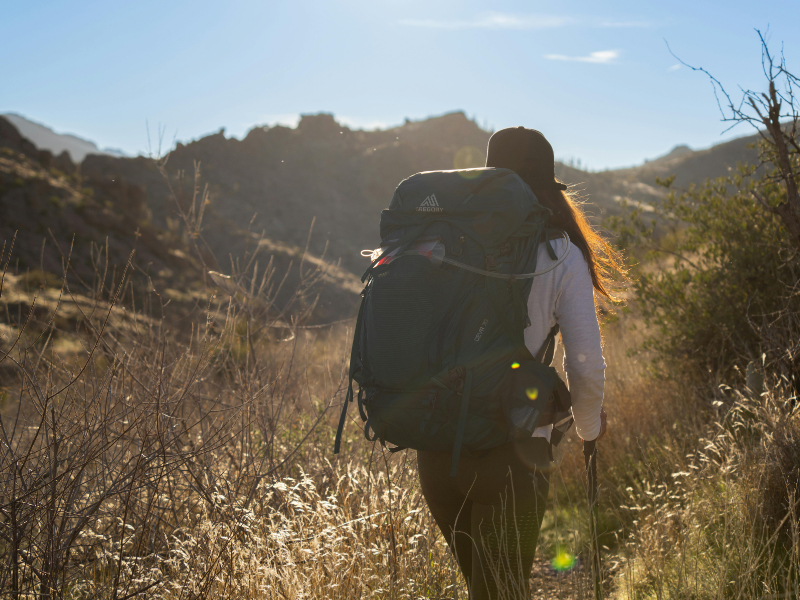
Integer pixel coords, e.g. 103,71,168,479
334,127,622,599
414,128,613,599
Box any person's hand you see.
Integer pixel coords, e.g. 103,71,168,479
596,408,607,441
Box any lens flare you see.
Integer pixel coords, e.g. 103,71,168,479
454,146,484,178
511,362,520,369
551,551,576,572
526,387,539,400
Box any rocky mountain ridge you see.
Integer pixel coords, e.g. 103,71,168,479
78,111,760,273
0,116,198,282
0,112,762,318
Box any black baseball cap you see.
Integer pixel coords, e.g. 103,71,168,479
485,127,567,191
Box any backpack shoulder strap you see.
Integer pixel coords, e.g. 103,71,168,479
536,323,575,448
535,324,560,365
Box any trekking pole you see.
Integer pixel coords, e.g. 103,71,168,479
583,439,601,599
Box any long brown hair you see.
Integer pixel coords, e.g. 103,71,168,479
535,187,627,301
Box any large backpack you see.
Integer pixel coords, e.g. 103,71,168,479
334,168,574,475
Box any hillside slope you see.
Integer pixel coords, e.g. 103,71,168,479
81,112,761,276
557,134,760,215
2,113,126,163
4,110,764,296
0,116,361,321
0,116,199,289
81,112,493,274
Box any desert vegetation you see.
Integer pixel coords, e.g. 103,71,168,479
2,38,800,600
0,223,465,599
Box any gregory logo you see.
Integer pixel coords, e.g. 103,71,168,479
416,194,443,213
474,319,489,342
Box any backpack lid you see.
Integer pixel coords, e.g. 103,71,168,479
380,168,549,248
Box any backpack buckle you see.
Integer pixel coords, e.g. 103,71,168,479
484,254,497,270
451,235,466,257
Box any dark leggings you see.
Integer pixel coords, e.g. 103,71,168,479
417,438,551,600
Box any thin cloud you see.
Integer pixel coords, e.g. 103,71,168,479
400,14,653,30
668,64,681,72
544,50,620,64
598,19,651,28
399,13,571,30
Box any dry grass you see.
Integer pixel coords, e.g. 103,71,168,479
4,244,800,600
581,309,800,599
0,222,473,599
2,168,800,599
607,380,800,600
540,306,800,600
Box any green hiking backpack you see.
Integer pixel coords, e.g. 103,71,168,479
334,167,574,475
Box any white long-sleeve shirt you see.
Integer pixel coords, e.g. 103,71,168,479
523,237,605,441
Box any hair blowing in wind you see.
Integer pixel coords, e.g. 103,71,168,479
536,187,628,302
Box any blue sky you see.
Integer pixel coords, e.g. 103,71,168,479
3,0,799,169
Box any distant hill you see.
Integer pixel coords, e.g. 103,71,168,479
553,134,760,217
81,111,493,275
0,115,199,289
82,111,761,274
0,111,765,318
2,113,127,163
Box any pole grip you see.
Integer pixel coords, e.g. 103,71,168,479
583,439,598,505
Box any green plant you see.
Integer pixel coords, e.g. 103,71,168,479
608,163,799,384
610,33,800,387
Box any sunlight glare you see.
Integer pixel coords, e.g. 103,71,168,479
551,551,576,572
454,146,484,178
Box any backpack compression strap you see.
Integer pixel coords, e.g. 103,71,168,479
535,324,560,364
362,170,515,282
399,229,570,280
450,369,474,477
361,224,428,282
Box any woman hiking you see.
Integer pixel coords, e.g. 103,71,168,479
416,127,618,599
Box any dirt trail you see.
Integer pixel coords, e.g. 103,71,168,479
530,557,606,600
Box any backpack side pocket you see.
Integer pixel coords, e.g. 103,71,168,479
500,358,565,442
